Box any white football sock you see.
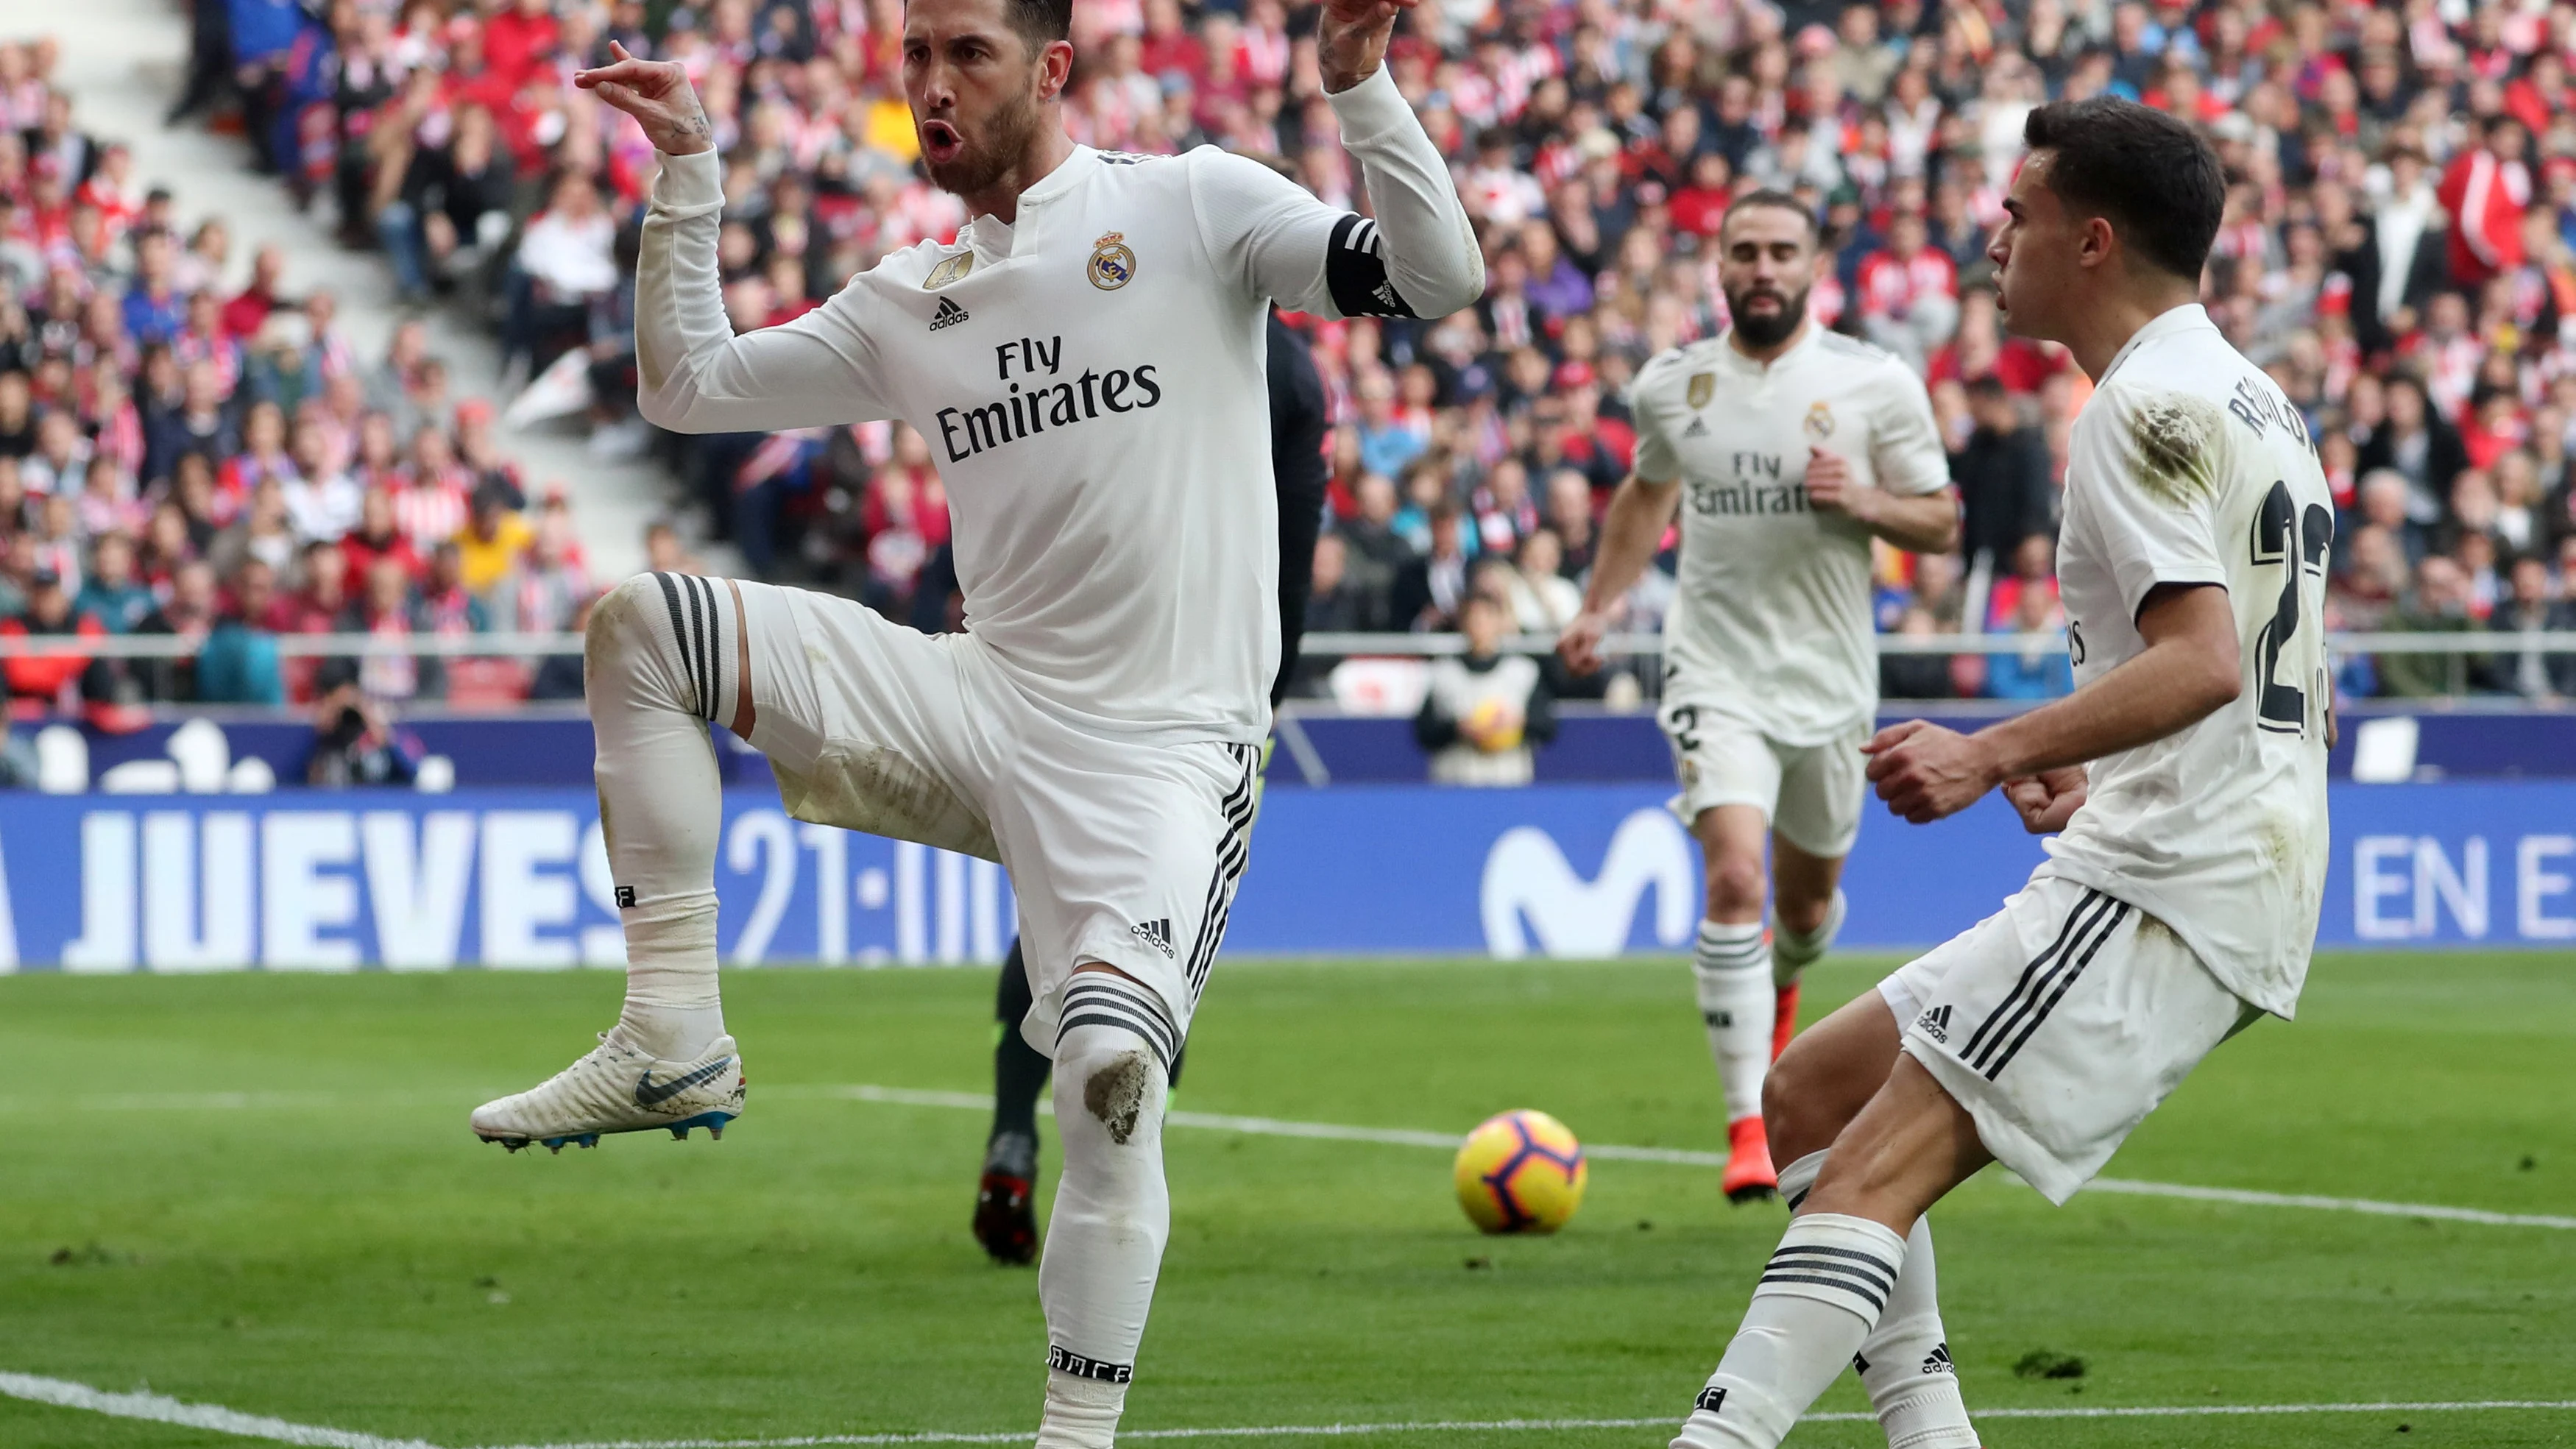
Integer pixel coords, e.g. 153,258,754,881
1694,920,1774,1124
1776,1153,1977,1449
1038,979,1178,1446
589,573,735,1063
1035,1370,1127,1449
1856,1214,1975,1449
1777,1149,1827,1211
1769,888,1847,984
1673,1214,1906,1449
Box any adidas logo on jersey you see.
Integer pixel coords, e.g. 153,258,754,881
1922,1343,1956,1375
1915,1004,1953,1044
1682,417,1710,437
930,296,970,332
1131,918,1175,958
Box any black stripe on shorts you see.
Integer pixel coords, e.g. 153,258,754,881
1961,890,2122,1073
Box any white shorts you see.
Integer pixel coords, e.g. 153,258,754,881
1660,703,1866,859
736,581,1258,1063
1878,876,2260,1205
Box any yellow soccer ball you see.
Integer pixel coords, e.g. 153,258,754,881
1465,697,1524,751
1453,1109,1588,1234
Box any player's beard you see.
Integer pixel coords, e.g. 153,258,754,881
1726,282,1811,350
921,80,1044,199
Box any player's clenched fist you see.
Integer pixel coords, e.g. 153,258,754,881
2003,764,2088,834
1861,718,2003,824
576,40,715,156
1804,446,1889,528
1556,608,1613,677
1317,0,1418,93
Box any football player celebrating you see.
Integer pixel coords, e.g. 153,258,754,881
1668,99,2331,1449
1560,191,1958,1203
467,0,1479,1442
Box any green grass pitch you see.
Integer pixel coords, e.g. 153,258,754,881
1,952,2572,1448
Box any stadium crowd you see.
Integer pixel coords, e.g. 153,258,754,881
14,0,2576,724
0,32,659,723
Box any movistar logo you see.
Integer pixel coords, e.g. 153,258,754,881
1480,809,1696,957
635,1057,734,1106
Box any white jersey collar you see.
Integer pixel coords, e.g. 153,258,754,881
1714,318,1822,376
2096,302,2216,387
1020,144,1097,208
958,145,1098,260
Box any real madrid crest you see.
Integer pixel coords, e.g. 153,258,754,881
1685,372,1715,410
1804,400,1836,441
1088,231,1136,291
922,250,974,290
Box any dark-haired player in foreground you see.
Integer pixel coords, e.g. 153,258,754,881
1670,97,2330,1449
974,309,1329,1264
467,0,1479,1439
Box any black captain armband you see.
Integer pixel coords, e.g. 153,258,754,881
1325,213,1419,319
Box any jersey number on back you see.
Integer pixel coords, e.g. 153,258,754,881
2248,478,2333,736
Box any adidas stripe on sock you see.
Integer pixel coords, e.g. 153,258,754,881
1769,888,1847,981
1694,921,1774,1124
1674,1214,1910,1449
1058,972,1180,1082
1755,1214,1901,1319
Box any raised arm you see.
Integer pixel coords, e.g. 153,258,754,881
1191,0,1482,322
579,43,896,434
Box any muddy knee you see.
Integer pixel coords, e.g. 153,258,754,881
1079,1049,1154,1146
1053,976,1177,1151
1054,1031,1167,1150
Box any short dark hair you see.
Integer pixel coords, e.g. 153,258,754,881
2021,96,2225,284
1002,0,1072,49
1718,188,1819,242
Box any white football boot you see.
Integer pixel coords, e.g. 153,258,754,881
472,1033,746,1153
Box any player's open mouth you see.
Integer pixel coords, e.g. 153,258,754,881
921,120,964,163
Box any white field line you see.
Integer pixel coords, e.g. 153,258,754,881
779,1083,2576,1232
0,1370,444,1449
10,1080,2573,1233
7,1369,2574,1449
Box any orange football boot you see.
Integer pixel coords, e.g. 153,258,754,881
1722,1115,1778,1203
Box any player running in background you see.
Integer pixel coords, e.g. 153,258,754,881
468,0,1478,1440
1669,99,2331,1449
1558,192,1957,1204
974,308,1330,1266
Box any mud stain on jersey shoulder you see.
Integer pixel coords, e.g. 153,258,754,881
2126,393,2226,508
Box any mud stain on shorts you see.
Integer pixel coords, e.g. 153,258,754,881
773,744,999,861
1083,1051,1153,1145
2127,393,2225,509
586,578,641,701
2135,912,2178,950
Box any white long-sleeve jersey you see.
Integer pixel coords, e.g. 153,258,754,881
634,67,1482,746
